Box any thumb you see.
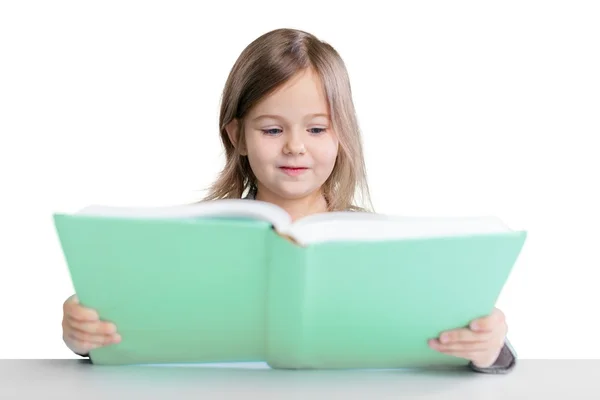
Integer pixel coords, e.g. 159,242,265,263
63,294,79,312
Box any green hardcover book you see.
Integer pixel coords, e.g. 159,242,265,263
53,199,527,368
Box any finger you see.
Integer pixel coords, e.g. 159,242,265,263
432,348,489,362
63,294,81,312
64,300,99,322
66,328,119,347
66,338,100,353
65,334,107,353
428,339,491,353
62,322,121,355
470,308,505,332
438,328,494,344
68,318,117,335
66,329,121,345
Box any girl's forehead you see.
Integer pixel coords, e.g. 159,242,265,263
250,112,330,125
249,73,330,120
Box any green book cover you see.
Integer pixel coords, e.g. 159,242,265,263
53,200,527,368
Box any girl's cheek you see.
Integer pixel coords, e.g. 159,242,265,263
316,145,339,164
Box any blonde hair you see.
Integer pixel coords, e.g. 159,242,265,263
203,28,373,212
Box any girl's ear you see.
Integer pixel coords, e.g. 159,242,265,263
225,119,247,155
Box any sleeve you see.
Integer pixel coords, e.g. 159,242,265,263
468,338,516,374
74,351,93,363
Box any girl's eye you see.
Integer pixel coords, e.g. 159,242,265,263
261,127,327,135
262,128,282,135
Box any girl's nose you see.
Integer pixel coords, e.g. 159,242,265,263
283,131,306,155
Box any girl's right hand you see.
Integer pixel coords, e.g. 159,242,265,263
62,294,121,355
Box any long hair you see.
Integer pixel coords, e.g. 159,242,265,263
203,28,373,212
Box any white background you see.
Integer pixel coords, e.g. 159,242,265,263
1,1,598,360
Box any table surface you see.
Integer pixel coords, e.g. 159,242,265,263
1,359,598,399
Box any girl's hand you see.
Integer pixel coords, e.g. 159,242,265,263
428,307,508,368
62,294,121,355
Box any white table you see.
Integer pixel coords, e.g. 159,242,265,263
1,359,597,399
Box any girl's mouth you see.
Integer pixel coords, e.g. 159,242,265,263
279,166,308,176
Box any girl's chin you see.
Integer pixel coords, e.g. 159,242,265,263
261,185,323,201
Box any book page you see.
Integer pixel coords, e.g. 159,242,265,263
292,211,394,226
288,215,512,246
76,199,292,231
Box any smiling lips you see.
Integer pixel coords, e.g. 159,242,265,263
279,166,308,176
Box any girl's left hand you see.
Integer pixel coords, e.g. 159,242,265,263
428,307,508,368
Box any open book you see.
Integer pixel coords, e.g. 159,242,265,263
54,199,527,368
76,199,515,246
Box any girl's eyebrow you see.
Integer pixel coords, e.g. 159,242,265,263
251,113,329,122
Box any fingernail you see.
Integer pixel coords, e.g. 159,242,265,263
113,334,121,343
470,322,480,330
440,333,449,343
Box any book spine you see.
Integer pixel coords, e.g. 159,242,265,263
264,230,308,369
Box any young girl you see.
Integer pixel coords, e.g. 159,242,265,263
61,28,516,374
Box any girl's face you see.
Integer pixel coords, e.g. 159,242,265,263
239,68,339,203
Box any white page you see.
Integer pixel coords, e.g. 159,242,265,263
75,199,293,232
71,201,512,246
288,216,512,246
